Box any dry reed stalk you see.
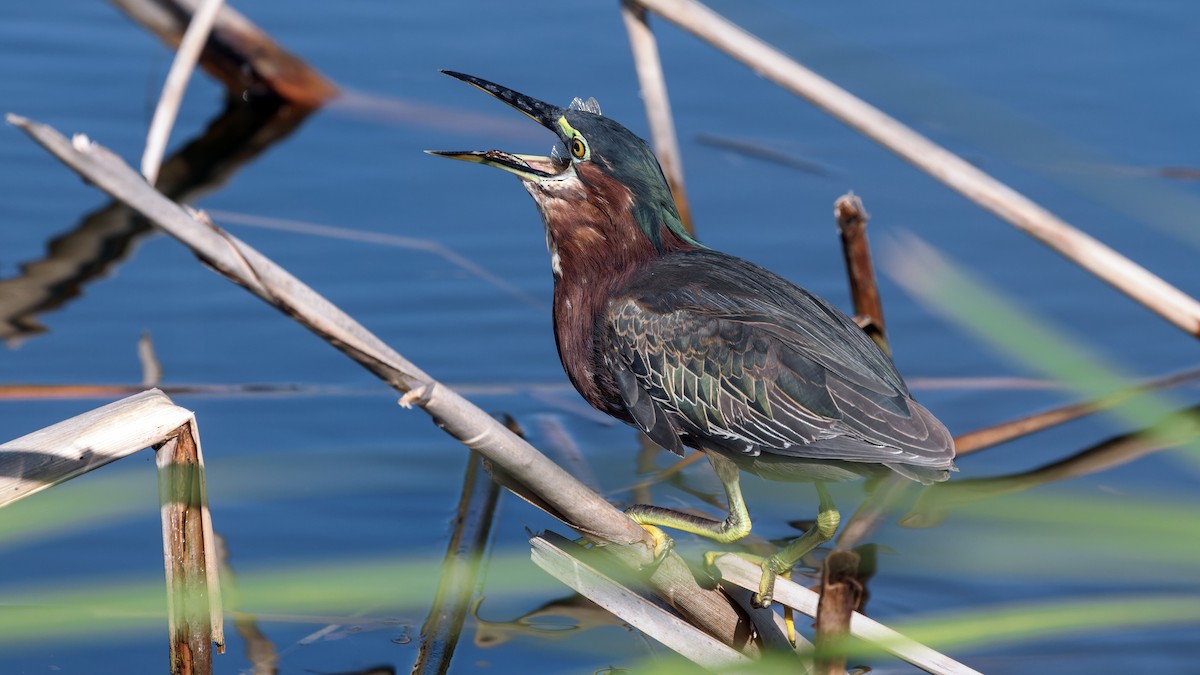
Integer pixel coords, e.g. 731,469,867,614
156,421,224,674
620,0,695,233
1,389,186,504
954,366,1200,455
9,115,757,655
818,192,892,662
835,194,888,353
0,390,224,673
630,0,1200,339
530,533,752,670
711,554,982,675
814,550,860,675
140,0,226,185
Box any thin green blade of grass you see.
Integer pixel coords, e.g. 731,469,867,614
0,474,151,546
628,593,1200,669
903,490,1200,582
949,489,1200,539
0,551,556,645
886,234,1200,469
0,449,465,546
891,595,1200,652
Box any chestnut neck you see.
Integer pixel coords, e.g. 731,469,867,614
533,164,696,413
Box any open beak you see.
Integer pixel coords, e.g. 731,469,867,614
427,71,569,182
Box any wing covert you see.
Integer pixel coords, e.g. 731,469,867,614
603,249,954,470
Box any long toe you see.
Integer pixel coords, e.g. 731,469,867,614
640,524,675,567
754,564,777,608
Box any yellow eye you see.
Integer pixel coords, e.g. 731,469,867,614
570,135,587,159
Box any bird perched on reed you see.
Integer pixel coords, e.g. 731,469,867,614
431,71,955,607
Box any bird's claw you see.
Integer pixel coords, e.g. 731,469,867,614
754,557,792,609
701,550,727,570
702,551,774,605
704,552,796,645
752,574,775,609
638,524,674,568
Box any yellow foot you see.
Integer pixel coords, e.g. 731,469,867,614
701,553,794,608
702,550,729,570
639,524,674,567
755,567,777,608
704,552,797,646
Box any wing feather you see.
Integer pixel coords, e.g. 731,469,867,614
603,249,954,475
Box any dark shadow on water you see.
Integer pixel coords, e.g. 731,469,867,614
471,593,624,649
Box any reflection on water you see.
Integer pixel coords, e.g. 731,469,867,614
471,594,624,649
0,95,313,344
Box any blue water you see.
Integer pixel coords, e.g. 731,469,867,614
2,1,1199,672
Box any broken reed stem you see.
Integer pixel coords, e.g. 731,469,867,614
631,0,1200,339
156,421,223,674
821,192,889,662
620,0,695,234
0,389,191,503
814,550,861,675
9,116,755,655
835,193,889,354
712,554,983,675
0,389,226,668
412,451,501,675
2,391,226,673
954,365,1200,455
141,0,226,185
532,533,752,670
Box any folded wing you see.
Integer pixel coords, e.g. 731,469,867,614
605,250,954,479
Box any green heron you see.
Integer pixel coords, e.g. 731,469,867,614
431,71,955,607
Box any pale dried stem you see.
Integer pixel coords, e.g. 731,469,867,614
631,0,1200,338
1,388,188,505
620,0,695,234
532,534,752,670
141,0,226,185
835,193,889,353
712,554,983,675
156,420,224,673
0,390,224,673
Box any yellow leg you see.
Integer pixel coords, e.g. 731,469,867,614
755,483,839,608
625,453,752,562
